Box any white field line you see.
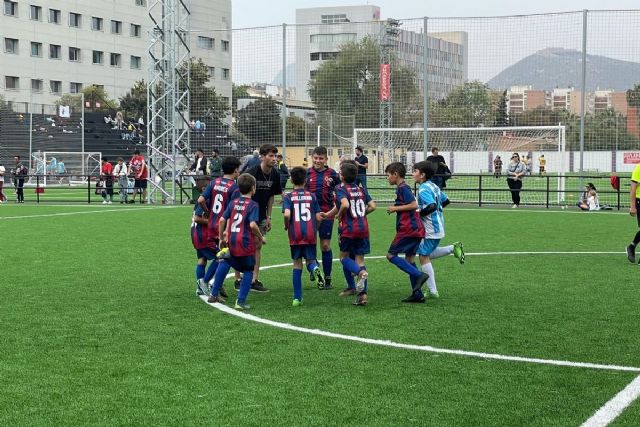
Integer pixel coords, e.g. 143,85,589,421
449,207,631,216
0,206,179,220
581,375,640,427
201,296,640,373
202,253,640,373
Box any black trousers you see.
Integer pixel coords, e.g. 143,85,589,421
15,179,24,202
507,179,522,205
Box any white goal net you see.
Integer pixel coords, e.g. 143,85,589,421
34,152,102,186
354,126,567,205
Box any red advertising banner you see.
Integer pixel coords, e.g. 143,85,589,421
623,152,640,164
380,63,390,101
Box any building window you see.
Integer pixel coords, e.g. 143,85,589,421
4,38,18,54
30,5,42,20
5,76,19,89
50,80,61,94
49,44,61,59
310,52,320,61
130,24,141,37
70,82,82,94
221,40,229,52
69,47,81,62
197,36,214,50
48,8,60,24
110,53,121,67
4,0,17,16
92,17,103,31
31,79,43,92
208,67,215,79
130,55,141,69
321,14,349,24
222,68,230,80
135,0,146,6
31,41,42,57
92,50,103,64
111,20,122,34
69,12,81,28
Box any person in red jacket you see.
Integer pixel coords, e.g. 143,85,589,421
101,158,114,204
129,149,148,203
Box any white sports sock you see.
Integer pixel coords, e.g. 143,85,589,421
421,262,437,294
430,245,453,260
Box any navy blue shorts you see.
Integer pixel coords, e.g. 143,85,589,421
318,219,334,240
290,244,317,261
134,179,147,189
225,255,256,273
196,248,216,261
339,237,370,255
387,236,422,256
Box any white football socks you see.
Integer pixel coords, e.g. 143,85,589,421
430,245,453,260
421,262,437,294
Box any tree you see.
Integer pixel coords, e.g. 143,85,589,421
286,115,306,142
119,80,147,119
56,86,117,111
0,94,6,110
308,36,422,128
627,83,640,108
430,81,493,127
495,90,509,126
236,98,281,144
177,58,229,133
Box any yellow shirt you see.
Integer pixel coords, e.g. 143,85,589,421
632,164,640,199
539,157,546,167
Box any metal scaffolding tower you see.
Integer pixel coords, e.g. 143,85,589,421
147,0,191,204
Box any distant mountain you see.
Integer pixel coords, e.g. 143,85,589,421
272,63,297,86
487,48,640,91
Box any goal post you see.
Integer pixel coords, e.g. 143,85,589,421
39,151,102,186
353,126,566,205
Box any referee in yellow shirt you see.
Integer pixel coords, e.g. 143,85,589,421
626,163,640,264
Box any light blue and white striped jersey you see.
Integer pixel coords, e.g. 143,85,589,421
417,180,448,239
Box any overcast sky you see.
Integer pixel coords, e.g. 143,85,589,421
232,0,640,28
225,1,639,86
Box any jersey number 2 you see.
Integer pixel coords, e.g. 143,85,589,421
231,213,243,232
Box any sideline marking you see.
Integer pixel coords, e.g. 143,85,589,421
0,205,179,220
200,252,638,373
581,375,640,427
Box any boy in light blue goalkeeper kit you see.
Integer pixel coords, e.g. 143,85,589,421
409,161,464,303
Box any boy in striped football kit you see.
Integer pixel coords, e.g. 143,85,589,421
306,146,340,289
384,162,430,302
283,167,325,306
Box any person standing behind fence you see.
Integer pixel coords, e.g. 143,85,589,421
354,146,369,189
208,149,222,179
626,163,640,265
276,154,290,191
12,156,27,203
506,153,526,208
0,163,6,203
129,149,148,203
493,155,502,178
101,158,114,205
114,157,129,204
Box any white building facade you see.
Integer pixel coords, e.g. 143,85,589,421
295,5,468,102
0,0,231,107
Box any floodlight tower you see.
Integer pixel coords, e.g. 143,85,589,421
147,0,191,204
379,18,400,167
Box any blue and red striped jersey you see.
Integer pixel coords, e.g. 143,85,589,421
201,177,239,242
335,183,372,239
306,167,339,213
191,205,211,250
222,196,259,257
394,182,425,238
282,188,320,246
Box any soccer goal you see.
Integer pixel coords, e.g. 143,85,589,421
36,152,102,186
353,126,566,205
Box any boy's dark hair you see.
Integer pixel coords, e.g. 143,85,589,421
133,149,140,155
290,166,307,186
355,146,363,153
431,147,439,153
385,162,406,178
340,162,358,184
312,146,328,157
103,157,108,162
413,161,437,180
259,143,278,156
237,173,256,195
222,156,241,174
117,157,124,162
